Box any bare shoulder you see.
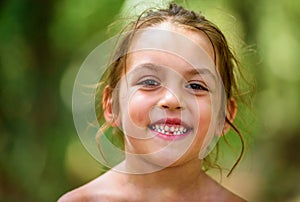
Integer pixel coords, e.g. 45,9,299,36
199,174,247,202
57,171,123,202
57,177,107,202
217,188,247,202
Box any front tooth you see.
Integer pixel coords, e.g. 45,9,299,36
160,125,164,130
170,126,175,132
164,125,169,132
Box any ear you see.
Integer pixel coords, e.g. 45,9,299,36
222,98,237,134
102,85,120,127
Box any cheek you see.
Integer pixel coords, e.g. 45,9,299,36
185,100,212,156
194,98,212,136
127,93,154,127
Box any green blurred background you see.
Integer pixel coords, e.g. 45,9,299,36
1,0,300,201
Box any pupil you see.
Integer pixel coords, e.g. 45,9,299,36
191,84,200,89
148,80,156,85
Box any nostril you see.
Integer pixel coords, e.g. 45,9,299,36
161,105,182,110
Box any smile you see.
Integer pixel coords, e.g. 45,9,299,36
150,124,188,135
148,118,191,140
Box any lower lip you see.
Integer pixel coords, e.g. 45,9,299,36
151,130,190,141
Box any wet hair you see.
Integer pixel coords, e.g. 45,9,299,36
97,3,249,176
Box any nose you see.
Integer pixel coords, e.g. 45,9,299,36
158,89,183,110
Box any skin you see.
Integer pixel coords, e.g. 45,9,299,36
58,22,244,202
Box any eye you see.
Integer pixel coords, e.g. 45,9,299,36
137,79,160,89
186,82,208,92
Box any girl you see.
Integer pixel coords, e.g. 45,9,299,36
59,3,248,202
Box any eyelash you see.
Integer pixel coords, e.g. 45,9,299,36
185,82,208,92
137,79,208,92
137,79,160,88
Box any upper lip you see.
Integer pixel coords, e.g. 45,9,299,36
149,118,190,128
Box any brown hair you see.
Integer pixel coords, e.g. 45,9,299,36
97,3,248,176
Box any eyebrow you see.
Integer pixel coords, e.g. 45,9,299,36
184,68,215,78
131,63,162,73
131,62,216,79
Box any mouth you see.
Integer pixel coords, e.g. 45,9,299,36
148,118,191,140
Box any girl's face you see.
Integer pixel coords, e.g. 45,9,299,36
105,23,225,172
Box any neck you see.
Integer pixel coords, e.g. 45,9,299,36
120,157,206,190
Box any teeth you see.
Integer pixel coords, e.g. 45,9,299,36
150,124,188,136
179,126,184,132
170,126,175,132
164,125,169,132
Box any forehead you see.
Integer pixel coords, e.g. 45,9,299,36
157,22,215,58
127,22,215,73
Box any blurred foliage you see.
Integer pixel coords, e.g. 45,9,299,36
0,0,300,201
